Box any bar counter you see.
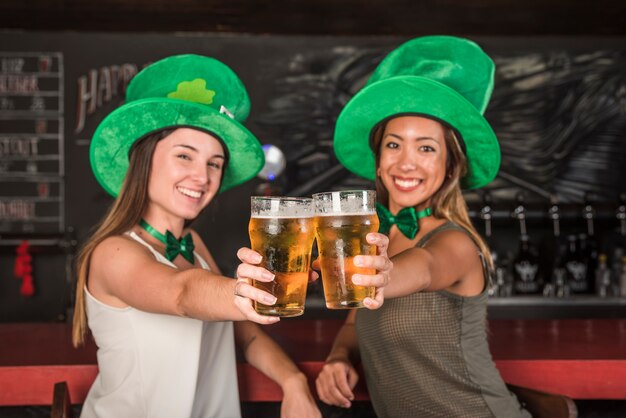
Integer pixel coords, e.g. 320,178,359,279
1,319,626,406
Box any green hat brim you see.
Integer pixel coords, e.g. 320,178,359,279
90,97,265,197
334,76,500,189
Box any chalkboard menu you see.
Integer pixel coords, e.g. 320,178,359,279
0,52,64,234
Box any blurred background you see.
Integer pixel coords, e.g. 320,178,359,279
0,1,625,416
1,0,625,321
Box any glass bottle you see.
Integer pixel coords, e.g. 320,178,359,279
582,194,598,293
513,234,542,294
619,256,626,297
565,235,589,294
543,195,565,296
595,254,612,297
481,191,505,297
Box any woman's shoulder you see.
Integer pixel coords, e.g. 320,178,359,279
421,222,479,259
92,233,154,264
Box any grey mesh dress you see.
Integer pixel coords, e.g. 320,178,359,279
355,222,530,418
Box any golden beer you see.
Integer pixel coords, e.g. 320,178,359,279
314,212,379,308
249,210,315,317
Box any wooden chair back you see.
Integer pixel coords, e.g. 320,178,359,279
51,381,73,418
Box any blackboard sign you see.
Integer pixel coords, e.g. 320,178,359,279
0,52,64,234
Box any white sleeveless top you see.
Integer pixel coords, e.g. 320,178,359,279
81,231,241,418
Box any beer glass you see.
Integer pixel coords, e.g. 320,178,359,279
249,197,315,317
313,190,379,308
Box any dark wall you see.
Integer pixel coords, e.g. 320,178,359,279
1,0,626,35
1,32,625,321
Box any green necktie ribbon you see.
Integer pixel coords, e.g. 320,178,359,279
376,203,432,239
139,219,195,264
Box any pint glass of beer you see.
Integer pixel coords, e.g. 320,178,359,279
313,190,379,308
249,197,315,317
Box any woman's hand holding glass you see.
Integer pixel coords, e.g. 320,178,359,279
349,231,391,309
233,247,281,325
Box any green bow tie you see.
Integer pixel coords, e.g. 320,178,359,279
139,219,195,264
376,203,432,239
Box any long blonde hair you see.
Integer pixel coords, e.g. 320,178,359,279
372,119,494,272
72,129,173,346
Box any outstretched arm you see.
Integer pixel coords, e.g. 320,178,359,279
88,233,278,324
383,229,485,299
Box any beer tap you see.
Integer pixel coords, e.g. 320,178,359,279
512,192,527,237
480,191,493,240
581,192,598,295
480,191,505,297
549,194,561,239
544,195,564,297
511,193,542,295
583,192,596,238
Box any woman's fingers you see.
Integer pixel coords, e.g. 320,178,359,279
236,262,275,283
232,280,280,324
236,247,263,264
354,254,393,273
233,296,279,325
352,273,387,287
316,363,354,408
332,365,356,401
363,287,385,310
311,258,321,271
367,232,389,255
233,280,276,305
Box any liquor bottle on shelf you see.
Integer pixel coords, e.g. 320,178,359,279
565,234,589,294
620,256,626,297
554,267,570,298
595,254,612,297
513,234,542,294
607,194,626,295
613,247,625,295
480,191,508,297
512,193,542,295
491,268,509,297
577,233,595,294
542,195,565,297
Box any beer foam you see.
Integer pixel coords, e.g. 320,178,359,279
250,196,314,218
315,211,376,217
251,214,314,219
313,190,377,215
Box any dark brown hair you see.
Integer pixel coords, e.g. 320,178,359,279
73,129,173,346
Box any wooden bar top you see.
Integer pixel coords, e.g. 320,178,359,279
1,319,626,405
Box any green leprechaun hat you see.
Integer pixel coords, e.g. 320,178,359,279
90,54,265,196
334,36,500,189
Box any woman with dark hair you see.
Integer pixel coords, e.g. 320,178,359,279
73,54,321,418
316,36,530,417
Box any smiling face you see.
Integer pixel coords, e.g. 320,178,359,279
147,127,226,222
377,116,448,214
